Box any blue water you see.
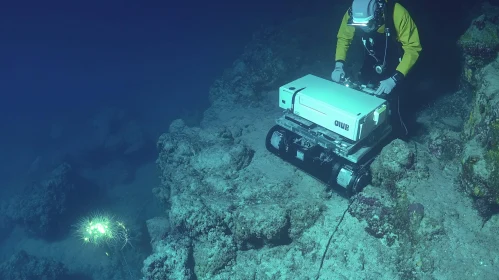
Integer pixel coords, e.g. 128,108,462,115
0,0,325,181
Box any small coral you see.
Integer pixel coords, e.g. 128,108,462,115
427,129,462,160
348,193,397,246
407,202,425,231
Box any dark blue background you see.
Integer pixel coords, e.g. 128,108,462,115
0,0,333,181
0,0,478,169
0,1,329,117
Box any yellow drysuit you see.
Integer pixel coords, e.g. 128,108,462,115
335,3,422,77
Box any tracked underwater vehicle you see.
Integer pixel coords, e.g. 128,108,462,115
265,74,394,196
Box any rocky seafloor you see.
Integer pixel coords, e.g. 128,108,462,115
139,3,499,280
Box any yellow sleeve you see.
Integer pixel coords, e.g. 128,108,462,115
393,3,422,76
335,10,356,62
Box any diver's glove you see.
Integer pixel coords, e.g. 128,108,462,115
331,61,345,82
374,71,404,95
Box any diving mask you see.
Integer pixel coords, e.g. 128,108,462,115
347,0,384,33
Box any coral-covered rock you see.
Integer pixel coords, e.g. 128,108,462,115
0,250,68,280
370,139,415,193
141,236,194,280
146,217,171,247
5,163,93,238
349,192,397,246
152,116,327,278
0,201,13,242
455,6,499,218
232,203,290,248
193,230,236,278
168,193,223,237
460,54,499,217
462,57,499,143
458,3,499,72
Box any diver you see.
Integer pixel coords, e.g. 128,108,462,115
331,0,422,138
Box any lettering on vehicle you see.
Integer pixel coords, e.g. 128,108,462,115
334,120,349,131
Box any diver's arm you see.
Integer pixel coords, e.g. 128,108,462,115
393,3,422,77
335,10,356,63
